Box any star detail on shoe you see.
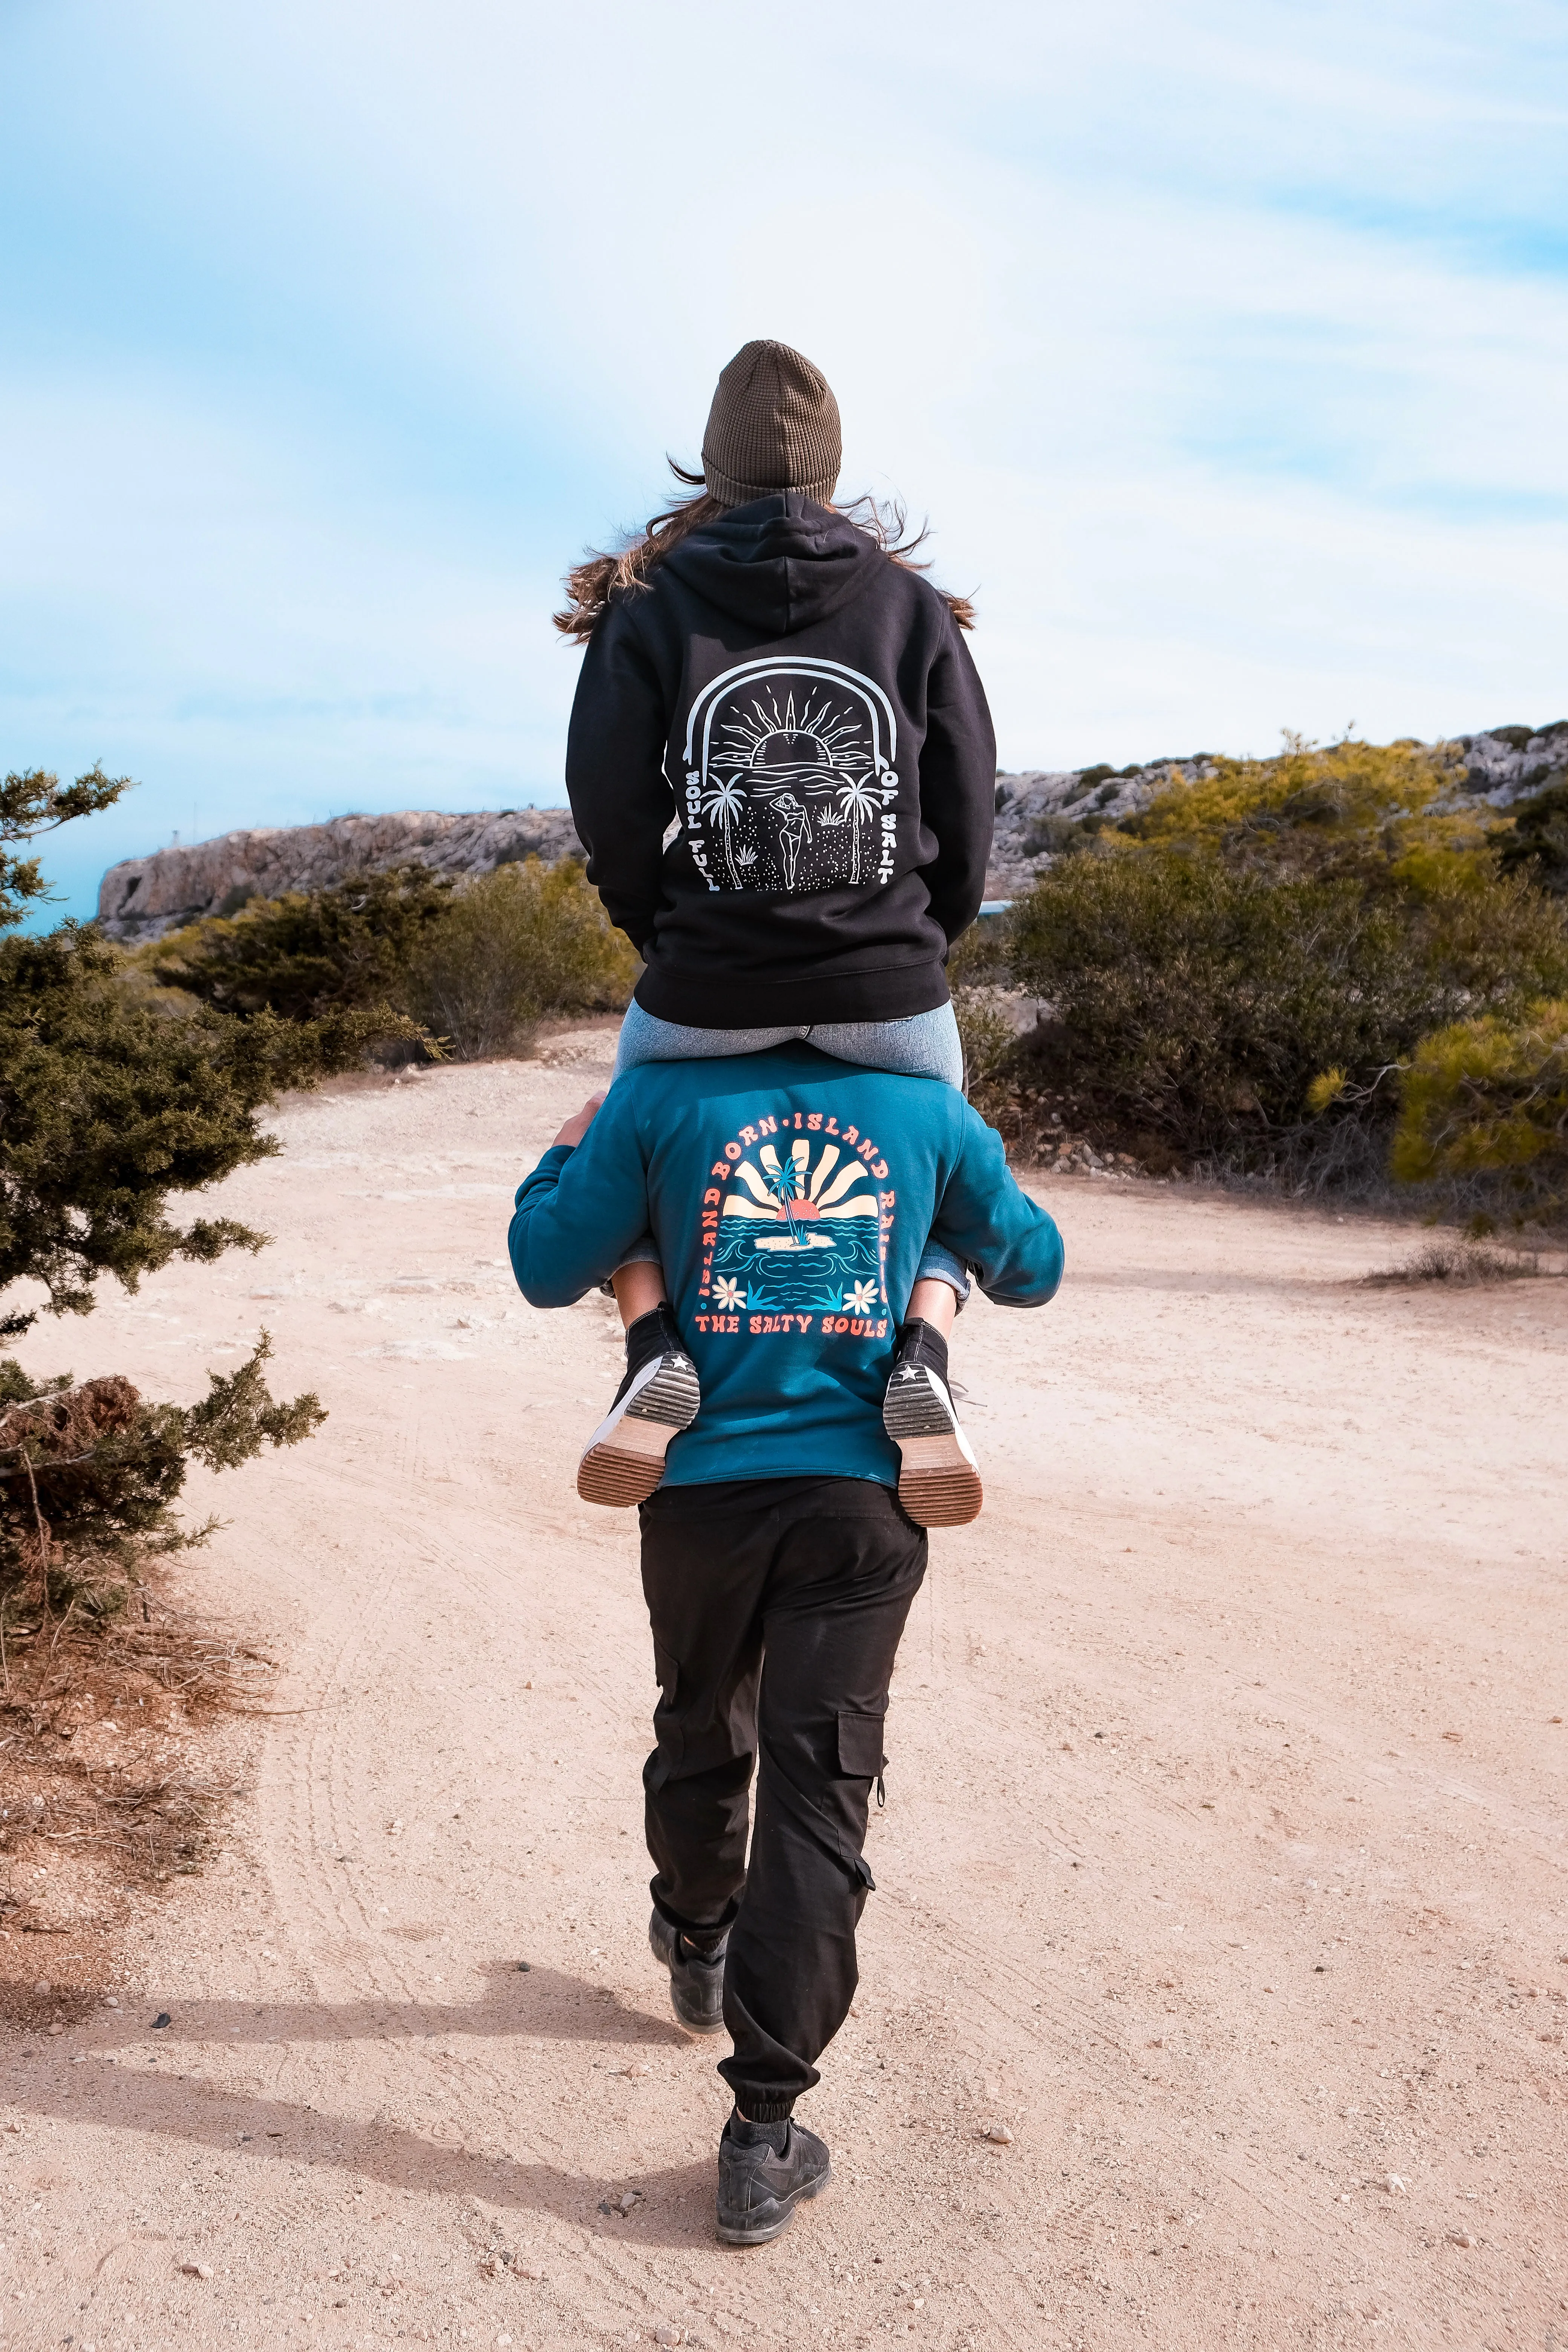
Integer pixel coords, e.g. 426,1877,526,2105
712,1277,744,1312
842,1280,878,1314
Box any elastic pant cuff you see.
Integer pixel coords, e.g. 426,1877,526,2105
731,2093,797,2124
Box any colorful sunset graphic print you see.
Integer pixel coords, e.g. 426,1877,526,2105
699,1116,892,1318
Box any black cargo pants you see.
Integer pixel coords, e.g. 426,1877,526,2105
638,1475,927,2122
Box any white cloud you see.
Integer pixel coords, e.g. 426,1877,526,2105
4,0,1567,910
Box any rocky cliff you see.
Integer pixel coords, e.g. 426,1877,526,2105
96,806,586,942
96,724,1567,940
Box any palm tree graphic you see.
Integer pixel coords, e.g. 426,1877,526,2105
835,775,882,884
774,1143,810,1244
699,776,749,888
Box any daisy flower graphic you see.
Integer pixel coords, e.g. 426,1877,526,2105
842,1279,879,1315
713,1276,745,1312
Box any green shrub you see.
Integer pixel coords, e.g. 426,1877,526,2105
148,864,454,1020
3,763,130,916
5,911,431,1331
405,858,637,1060
1497,781,1568,897
146,856,637,1064
1,763,334,1643
1001,848,1568,1165
1021,812,1100,857
3,772,380,1335
951,987,1022,1131
1387,1000,1568,1223
5,918,416,1335
947,916,1010,989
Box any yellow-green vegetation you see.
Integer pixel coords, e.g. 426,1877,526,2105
1002,851,1568,1165
2,1335,324,1620
985,733,1568,1213
144,855,636,1061
404,858,638,1059
1388,1001,1568,1220
1123,732,1498,893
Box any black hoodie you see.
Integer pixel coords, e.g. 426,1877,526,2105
564,495,996,1028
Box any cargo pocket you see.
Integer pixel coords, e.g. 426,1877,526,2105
838,1709,888,1778
646,1639,683,1785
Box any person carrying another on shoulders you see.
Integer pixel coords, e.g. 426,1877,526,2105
556,338,999,1525
508,1040,1063,2247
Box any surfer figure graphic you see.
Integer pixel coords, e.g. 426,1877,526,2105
772,793,810,892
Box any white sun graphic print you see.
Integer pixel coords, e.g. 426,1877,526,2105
677,658,901,896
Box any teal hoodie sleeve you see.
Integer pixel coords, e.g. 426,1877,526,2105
929,1104,1065,1308
508,1090,654,1308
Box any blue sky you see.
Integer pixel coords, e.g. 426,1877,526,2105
3,0,1566,919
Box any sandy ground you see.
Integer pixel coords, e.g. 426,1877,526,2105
2,1037,1566,2352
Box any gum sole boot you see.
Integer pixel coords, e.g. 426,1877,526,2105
578,1344,700,1506
881,1355,983,1526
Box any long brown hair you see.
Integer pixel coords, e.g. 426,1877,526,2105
553,460,977,643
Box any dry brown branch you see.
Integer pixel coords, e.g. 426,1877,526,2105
1362,1237,1554,1286
0,1569,276,1934
0,1375,141,1463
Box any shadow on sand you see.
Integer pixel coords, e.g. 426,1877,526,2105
3,1960,734,2251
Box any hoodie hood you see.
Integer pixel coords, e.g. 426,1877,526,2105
660,494,883,637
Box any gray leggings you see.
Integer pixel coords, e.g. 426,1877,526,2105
612,1000,966,1090
611,1001,970,1301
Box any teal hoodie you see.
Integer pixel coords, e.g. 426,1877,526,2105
508,1043,1063,1490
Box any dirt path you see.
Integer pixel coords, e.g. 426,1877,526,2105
3,1041,1565,2350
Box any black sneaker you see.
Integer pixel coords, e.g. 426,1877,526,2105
881,1317,983,1527
578,1305,700,1507
716,2113,832,2247
648,1910,727,2035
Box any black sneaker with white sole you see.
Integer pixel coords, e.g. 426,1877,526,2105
881,1316,983,1527
648,1909,727,2034
716,2112,832,2247
578,1304,701,1507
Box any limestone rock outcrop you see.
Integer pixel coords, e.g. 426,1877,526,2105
95,724,1567,940
96,806,585,942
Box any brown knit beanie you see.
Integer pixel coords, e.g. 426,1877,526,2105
701,340,842,509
